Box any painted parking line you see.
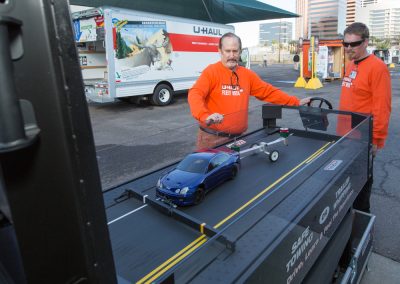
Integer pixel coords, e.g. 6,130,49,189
275,80,297,84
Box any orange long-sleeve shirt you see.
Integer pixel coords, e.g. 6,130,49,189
339,55,391,148
188,62,300,134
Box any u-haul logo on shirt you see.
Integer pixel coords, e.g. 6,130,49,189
221,85,242,96
342,76,352,88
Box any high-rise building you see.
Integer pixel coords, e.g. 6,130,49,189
296,0,309,40
346,0,361,26
259,21,293,45
308,0,347,38
357,0,400,40
360,0,378,7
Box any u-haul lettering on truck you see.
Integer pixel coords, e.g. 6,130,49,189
193,26,223,36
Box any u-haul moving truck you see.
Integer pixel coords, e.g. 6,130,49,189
72,6,249,105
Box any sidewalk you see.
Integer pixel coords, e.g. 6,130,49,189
361,252,400,284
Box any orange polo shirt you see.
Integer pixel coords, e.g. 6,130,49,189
188,62,300,134
339,55,391,148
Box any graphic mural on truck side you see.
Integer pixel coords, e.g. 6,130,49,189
113,19,173,82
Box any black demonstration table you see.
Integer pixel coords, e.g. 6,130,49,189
103,128,368,283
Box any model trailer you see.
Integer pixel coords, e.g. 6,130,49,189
227,128,291,162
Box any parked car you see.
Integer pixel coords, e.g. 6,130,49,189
156,149,240,206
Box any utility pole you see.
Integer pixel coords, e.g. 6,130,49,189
278,19,281,63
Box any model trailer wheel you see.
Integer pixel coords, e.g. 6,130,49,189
151,84,173,106
269,150,279,162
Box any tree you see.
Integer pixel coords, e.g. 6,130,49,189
391,35,400,47
116,31,133,59
369,36,378,46
288,40,298,54
375,38,391,50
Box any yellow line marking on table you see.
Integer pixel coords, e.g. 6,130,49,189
138,140,333,282
214,141,332,229
137,235,207,284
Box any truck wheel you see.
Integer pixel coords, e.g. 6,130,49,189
151,84,173,106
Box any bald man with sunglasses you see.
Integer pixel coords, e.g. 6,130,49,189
188,32,310,150
339,22,392,212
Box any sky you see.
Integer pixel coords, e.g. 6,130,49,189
231,0,296,48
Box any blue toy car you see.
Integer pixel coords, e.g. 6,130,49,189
156,149,240,206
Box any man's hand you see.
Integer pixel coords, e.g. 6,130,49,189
299,97,311,106
205,113,224,126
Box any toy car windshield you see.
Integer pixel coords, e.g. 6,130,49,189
176,155,208,174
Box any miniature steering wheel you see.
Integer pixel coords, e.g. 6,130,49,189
307,97,333,109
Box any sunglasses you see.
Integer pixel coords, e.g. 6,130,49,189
342,39,365,48
231,71,240,88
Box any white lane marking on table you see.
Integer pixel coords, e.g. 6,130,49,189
107,204,148,225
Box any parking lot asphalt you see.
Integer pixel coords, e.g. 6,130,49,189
88,63,400,281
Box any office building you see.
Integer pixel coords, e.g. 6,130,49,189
347,0,361,26
357,0,400,40
296,0,309,40
259,21,293,45
360,0,378,7
308,0,347,38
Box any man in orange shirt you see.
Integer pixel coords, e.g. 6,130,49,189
188,32,310,150
339,22,392,212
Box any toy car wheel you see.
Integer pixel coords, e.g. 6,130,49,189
151,84,174,106
269,150,279,162
231,165,238,179
194,187,205,205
